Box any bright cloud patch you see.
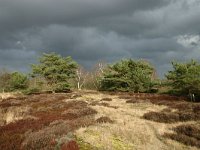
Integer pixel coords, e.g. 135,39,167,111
176,35,200,47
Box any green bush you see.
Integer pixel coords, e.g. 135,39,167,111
99,59,156,92
54,83,70,93
23,87,41,95
9,72,28,91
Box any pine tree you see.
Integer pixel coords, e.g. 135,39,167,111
31,53,78,92
100,59,155,92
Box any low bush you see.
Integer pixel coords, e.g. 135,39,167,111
101,98,112,101
143,112,180,123
96,116,114,123
165,124,200,148
174,124,200,140
143,98,200,123
23,87,41,95
54,83,71,93
143,111,200,123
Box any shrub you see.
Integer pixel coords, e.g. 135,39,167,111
54,83,70,93
165,124,200,148
96,116,114,123
9,72,28,91
101,98,112,101
23,87,41,95
99,59,156,92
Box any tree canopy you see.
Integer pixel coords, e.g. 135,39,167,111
166,60,200,100
0,71,28,92
1,51,200,99
31,53,78,92
99,59,155,92
9,72,28,91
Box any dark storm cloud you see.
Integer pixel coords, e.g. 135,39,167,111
0,0,170,31
0,0,200,77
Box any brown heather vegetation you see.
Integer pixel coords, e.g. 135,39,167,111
142,97,200,123
0,91,200,149
96,116,114,124
0,93,97,150
164,124,200,148
101,98,112,101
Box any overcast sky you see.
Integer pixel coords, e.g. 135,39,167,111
0,0,200,77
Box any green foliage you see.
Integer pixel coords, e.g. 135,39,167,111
23,87,41,95
31,53,78,92
9,72,28,91
0,71,28,92
54,83,70,93
166,60,200,99
100,59,155,92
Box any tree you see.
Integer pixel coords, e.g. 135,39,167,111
9,72,28,91
0,70,28,92
166,60,200,101
99,59,155,92
31,53,78,92
75,66,88,90
91,62,107,90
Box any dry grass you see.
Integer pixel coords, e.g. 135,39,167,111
75,92,200,150
1,91,200,150
0,106,32,125
0,92,19,101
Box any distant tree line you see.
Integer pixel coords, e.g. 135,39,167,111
0,52,200,101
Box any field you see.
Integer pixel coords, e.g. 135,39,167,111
0,91,200,150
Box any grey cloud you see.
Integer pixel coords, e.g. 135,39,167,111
38,25,131,61
0,0,200,77
0,49,37,72
0,0,171,35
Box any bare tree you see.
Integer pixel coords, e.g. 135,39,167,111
91,61,107,90
75,66,88,90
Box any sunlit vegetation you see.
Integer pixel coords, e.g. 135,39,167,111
1,52,200,150
0,52,200,101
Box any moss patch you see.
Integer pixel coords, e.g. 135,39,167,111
111,135,134,150
76,137,98,150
